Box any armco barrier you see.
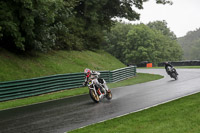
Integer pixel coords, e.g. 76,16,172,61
0,66,136,102
158,60,200,66
110,66,136,82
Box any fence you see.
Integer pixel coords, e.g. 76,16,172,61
158,60,200,66
109,66,136,82
0,66,136,102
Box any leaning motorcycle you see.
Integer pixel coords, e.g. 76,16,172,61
166,67,178,80
87,78,112,103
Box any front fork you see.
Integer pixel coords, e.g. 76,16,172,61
89,85,98,96
92,84,106,96
88,79,107,96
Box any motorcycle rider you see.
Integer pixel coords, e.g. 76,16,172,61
83,68,110,98
164,62,178,75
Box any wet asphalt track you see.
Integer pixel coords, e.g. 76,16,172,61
0,69,200,133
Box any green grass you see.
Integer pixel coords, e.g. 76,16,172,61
69,92,200,133
0,73,163,110
0,48,125,82
176,66,200,69
108,73,162,89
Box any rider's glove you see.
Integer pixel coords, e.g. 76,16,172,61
83,82,87,86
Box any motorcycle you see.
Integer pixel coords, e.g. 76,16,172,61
166,67,178,80
87,78,112,103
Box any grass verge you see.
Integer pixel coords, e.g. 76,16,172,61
0,73,163,111
176,66,200,69
0,48,125,82
69,92,200,133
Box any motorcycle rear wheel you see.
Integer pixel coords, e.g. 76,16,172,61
89,89,100,103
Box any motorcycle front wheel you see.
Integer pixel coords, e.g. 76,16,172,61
89,89,100,103
106,91,112,100
172,73,178,80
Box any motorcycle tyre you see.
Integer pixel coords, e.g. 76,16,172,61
106,91,112,100
89,89,100,103
172,73,178,80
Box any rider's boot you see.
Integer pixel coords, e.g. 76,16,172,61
103,83,111,93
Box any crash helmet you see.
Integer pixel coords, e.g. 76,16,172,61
164,62,169,65
84,68,91,76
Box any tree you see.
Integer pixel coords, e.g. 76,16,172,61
0,0,173,52
0,1,26,50
103,22,182,65
0,26,3,39
69,0,173,50
147,20,177,40
0,0,71,52
102,22,133,62
178,28,200,60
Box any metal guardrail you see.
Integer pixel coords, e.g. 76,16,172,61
0,66,136,102
110,66,136,82
158,60,200,66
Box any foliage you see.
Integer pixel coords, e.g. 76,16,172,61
156,0,173,5
178,28,200,60
0,0,173,52
103,22,182,65
0,0,71,52
147,20,177,40
69,0,173,50
0,26,2,39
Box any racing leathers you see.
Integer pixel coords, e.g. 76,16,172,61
165,62,178,75
84,70,110,97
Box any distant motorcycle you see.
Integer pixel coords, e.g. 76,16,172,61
87,78,112,103
166,67,178,80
